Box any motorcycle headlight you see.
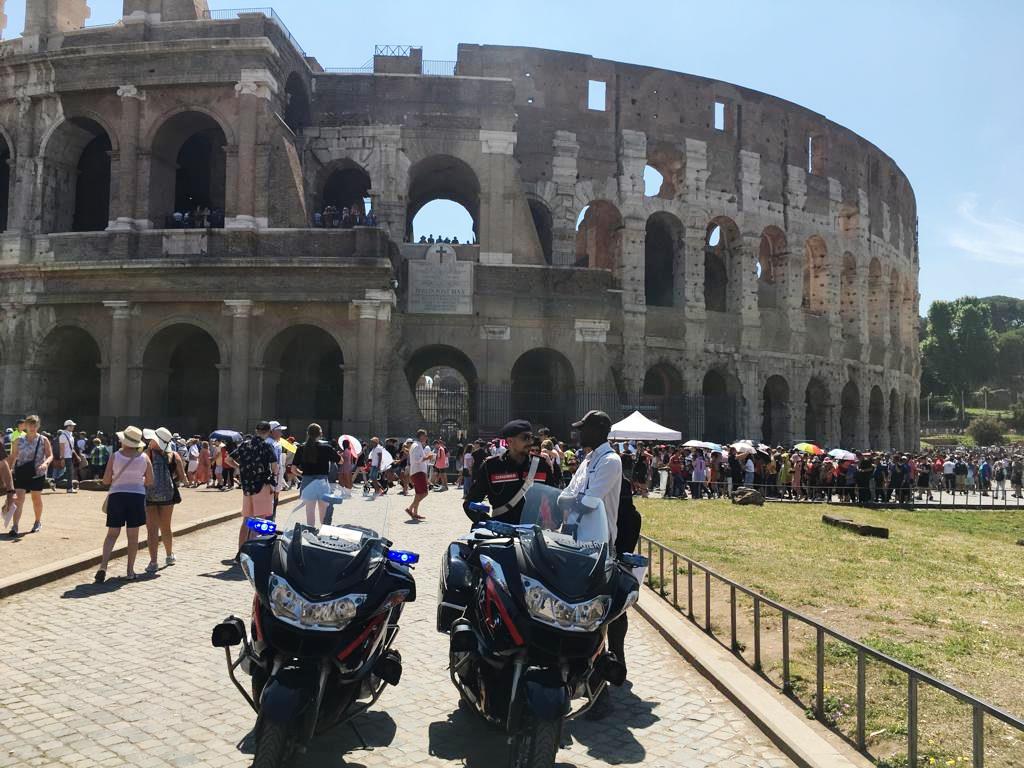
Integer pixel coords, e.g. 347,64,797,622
521,577,611,633
268,573,366,632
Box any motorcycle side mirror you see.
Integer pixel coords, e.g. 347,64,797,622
211,616,246,648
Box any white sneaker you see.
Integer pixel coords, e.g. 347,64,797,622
166,554,176,566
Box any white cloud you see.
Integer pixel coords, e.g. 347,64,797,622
948,195,1024,267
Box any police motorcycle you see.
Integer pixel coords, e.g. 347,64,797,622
438,483,648,768
211,486,419,768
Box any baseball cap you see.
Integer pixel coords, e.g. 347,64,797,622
572,410,612,431
268,421,287,432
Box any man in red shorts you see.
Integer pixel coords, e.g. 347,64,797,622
406,429,434,521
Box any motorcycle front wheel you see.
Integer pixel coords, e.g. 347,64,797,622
252,720,290,768
508,718,560,768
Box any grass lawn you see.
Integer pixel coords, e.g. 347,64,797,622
638,498,1024,767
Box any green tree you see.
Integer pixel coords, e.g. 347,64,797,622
920,298,998,421
985,296,1024,333
995,328,1024,390
967,416,1004,446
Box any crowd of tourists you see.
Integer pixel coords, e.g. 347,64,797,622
415,234,474,245
163,206,226,229
312,206,378,228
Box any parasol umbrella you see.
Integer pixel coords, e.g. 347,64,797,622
828,448,857,462
210,429,242,444
683,439,706,448
795,442,825,456
337,434,363,457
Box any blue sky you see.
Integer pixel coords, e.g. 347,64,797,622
7,0,1022,309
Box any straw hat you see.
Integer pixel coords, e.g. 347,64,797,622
118,426,145,449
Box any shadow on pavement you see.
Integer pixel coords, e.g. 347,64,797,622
61,578,131,599
198,565,246,582
236,711,398,767
564,682,657,764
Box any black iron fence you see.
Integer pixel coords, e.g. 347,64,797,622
639,534,1024,767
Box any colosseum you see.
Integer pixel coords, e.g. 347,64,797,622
0,1,920,449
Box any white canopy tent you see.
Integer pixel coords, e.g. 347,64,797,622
608,410,682,441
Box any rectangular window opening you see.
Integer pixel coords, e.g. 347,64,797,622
808,136,815,173
714,101,725,131
808,135,826,175
588,80,607,111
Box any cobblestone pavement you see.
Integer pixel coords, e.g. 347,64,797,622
0,489,793,768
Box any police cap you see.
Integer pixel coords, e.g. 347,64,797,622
500,419,533,439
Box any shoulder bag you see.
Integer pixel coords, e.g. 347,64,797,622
13,439,42,487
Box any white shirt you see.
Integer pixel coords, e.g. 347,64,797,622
370,445,384,468
943,460,955,475
409,442,431,475
58,430,75,459
561,442,622,544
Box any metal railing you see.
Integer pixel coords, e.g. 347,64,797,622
374,44,416,56
638,533,1024,766
324,65,374,74
422,60,457,77
203,7,306,57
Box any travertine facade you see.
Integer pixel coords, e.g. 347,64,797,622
0,5,920,448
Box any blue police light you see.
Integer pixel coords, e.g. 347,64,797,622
246,518,277,536
387,550,420,565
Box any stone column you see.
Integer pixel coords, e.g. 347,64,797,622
110,85,146,230
224,300,253,427
551,131,580,266
229,69,277,230
619,216,647,398
575,320,612,392
682,225,708,354
0,301,23,415
102,301,133,421
738,234,761,349
352,300,380,434
478,130,516,265
8,97,37,235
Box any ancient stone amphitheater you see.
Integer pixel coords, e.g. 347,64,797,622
0,1,920,448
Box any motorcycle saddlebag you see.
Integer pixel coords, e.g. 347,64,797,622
437,541,475,633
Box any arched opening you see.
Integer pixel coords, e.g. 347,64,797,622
406,155,480,244
704,218,740,313
902,283,916,352
284,73,311,132
889,389,901,450
889,272,903,347
263,326,344,425
646,143,683,200
575,201,623,271
802,235,828,314
702,369,741,442
804,377,830,446
868,259,884,339
840,381,860,449
142,324,221,436
405,345,478,442
35,327,101,430
757,226,787,309
528,198,554,264
645,212,682,307
762,375,791,446
149,111,228,226
511,349,576,439
42,118,113,233
642,363,686,433
869,386,885,449
320,163,372,223
643,165,664,197
840,253,858,338
0,134,9,231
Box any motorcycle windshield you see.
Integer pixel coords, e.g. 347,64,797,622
279,482,390,545
518,483,611,555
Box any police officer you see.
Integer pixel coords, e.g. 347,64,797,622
463,420,556,524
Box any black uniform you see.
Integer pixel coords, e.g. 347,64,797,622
462,451,557,524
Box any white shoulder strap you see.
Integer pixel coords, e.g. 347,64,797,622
492,456,541,515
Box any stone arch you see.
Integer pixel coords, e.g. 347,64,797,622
645,142,685,200
141,323,221,436
575,200,623,271
511,348,576,438
889,271,903,346
31,325,102,430
406,154,481,243
147,110,230,225
39,117,114,233
762,375,791,447
802,235,829,314
757,225,787,309
283,72,311,132
840,252,858,338
405,345,479,441
869,385,885,449
528,197,554,264
868,258,884,338
704,216,741,313
804,377,830,446
645,211,683,307
262,325,346,425
902,282,916,350
840,380,860,448
643,362,687,432
0,127,11,232
702,367,742,442
318,160,372,219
